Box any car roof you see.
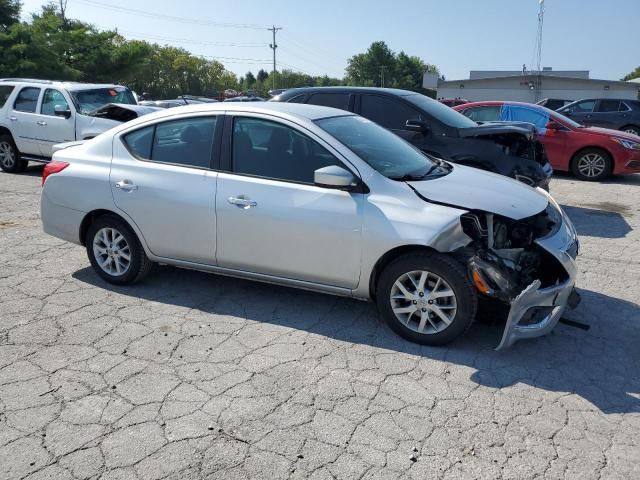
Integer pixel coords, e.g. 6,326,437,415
277,86,419,98
0,79,129,91
108,102,354,134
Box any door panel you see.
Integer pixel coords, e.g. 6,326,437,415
110,116,219,264
10,87,42,155
215,115,362,288
37,89,76,157
216,173,362,288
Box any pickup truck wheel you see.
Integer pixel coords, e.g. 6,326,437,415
0,135,27,173
571,148,612,181
376,252,477,346
86,215,152,285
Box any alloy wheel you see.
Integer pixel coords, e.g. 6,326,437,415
390,270,457,334
623,127,639,136
0,141,16,170
576,153,606,178
93,227,132,276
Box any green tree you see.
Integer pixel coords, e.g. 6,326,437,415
0,0,21,31
622,66,640,81
257,68,269,83
345,41,438,91
245,71,256,87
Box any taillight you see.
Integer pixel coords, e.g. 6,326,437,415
42,161,69,186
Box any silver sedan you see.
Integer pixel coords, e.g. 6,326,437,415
40,103,580,349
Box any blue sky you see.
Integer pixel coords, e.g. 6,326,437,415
19,0,640,81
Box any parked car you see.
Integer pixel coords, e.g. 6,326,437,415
139,99,193,108
439,98,469,107
557,99,640,136
41,102,580,349
536,98,573,111
0,78,156,172
455,101,640,181
271,87,552,189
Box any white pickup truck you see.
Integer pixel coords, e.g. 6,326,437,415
0,79,157,172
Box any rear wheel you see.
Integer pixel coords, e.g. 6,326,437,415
0,134,27,173
86,215,152,285
376,252,477,346
571,148,612,181
621,125,640,136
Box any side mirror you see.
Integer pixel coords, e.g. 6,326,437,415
54,105,72,119
546,121,564,131
314,165,356,190
405,119,429,133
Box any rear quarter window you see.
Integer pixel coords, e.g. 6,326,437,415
0,85,15,108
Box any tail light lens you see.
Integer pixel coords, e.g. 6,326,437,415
42,161,69,186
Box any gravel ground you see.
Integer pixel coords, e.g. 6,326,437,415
0,166,639,480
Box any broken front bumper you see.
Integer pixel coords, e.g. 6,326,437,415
496,207,580,350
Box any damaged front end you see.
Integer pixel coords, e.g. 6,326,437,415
459,198,580,349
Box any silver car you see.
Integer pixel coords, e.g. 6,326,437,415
40,103,580,349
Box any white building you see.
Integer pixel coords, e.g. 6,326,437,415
432,68,640,103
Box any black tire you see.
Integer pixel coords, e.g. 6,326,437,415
620,125,640,137
0,134,28,173
571,148,612,181
375,252,477,346
86,214,152,285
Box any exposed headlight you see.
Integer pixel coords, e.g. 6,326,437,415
611,137,640,150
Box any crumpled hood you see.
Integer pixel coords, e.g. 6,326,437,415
408,164,549,220
457,122,535,139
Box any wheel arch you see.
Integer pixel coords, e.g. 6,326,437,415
619,124,640,134
80,209,134,246
0,127,17,145
368,245,439,300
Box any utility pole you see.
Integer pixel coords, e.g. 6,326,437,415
268,25,282,91
533,0,545,101
379,66,387,88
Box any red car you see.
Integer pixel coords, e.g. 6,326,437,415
454,101,640,181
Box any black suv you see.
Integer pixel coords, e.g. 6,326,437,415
271,87,552,189
558,98,640,136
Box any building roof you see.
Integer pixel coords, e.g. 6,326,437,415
440,74,639,88
469,70,589,80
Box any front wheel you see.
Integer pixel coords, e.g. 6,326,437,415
571,148,612,181
621,125,640,136
86,215,153,285
0,134,27,173
376,252,477,346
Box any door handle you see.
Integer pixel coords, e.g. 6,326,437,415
227,196,257,208
37,121,47,126
115,180,138,191
9,116,17,121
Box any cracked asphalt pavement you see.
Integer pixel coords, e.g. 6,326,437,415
1,167,639,480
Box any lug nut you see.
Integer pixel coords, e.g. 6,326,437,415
419,292,424,297
421,308,427,312
413,300,417,304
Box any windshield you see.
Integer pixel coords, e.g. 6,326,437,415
316,115,448,180
71,87,136,114
404,93,478,129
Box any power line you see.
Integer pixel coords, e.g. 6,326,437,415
71,0,269,29
108,28,268,48
280,31,345,72
278,46,339,76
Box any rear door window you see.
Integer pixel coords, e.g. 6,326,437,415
461,105,501,122
306,93,350,111
123,117,217,169
596,100,621,113
0,85,15,108
359,95,422,130
14,87,41,113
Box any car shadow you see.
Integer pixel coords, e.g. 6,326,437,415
561,204,632,238
552,170,640,186
73,265,640,415
22,164,45,177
